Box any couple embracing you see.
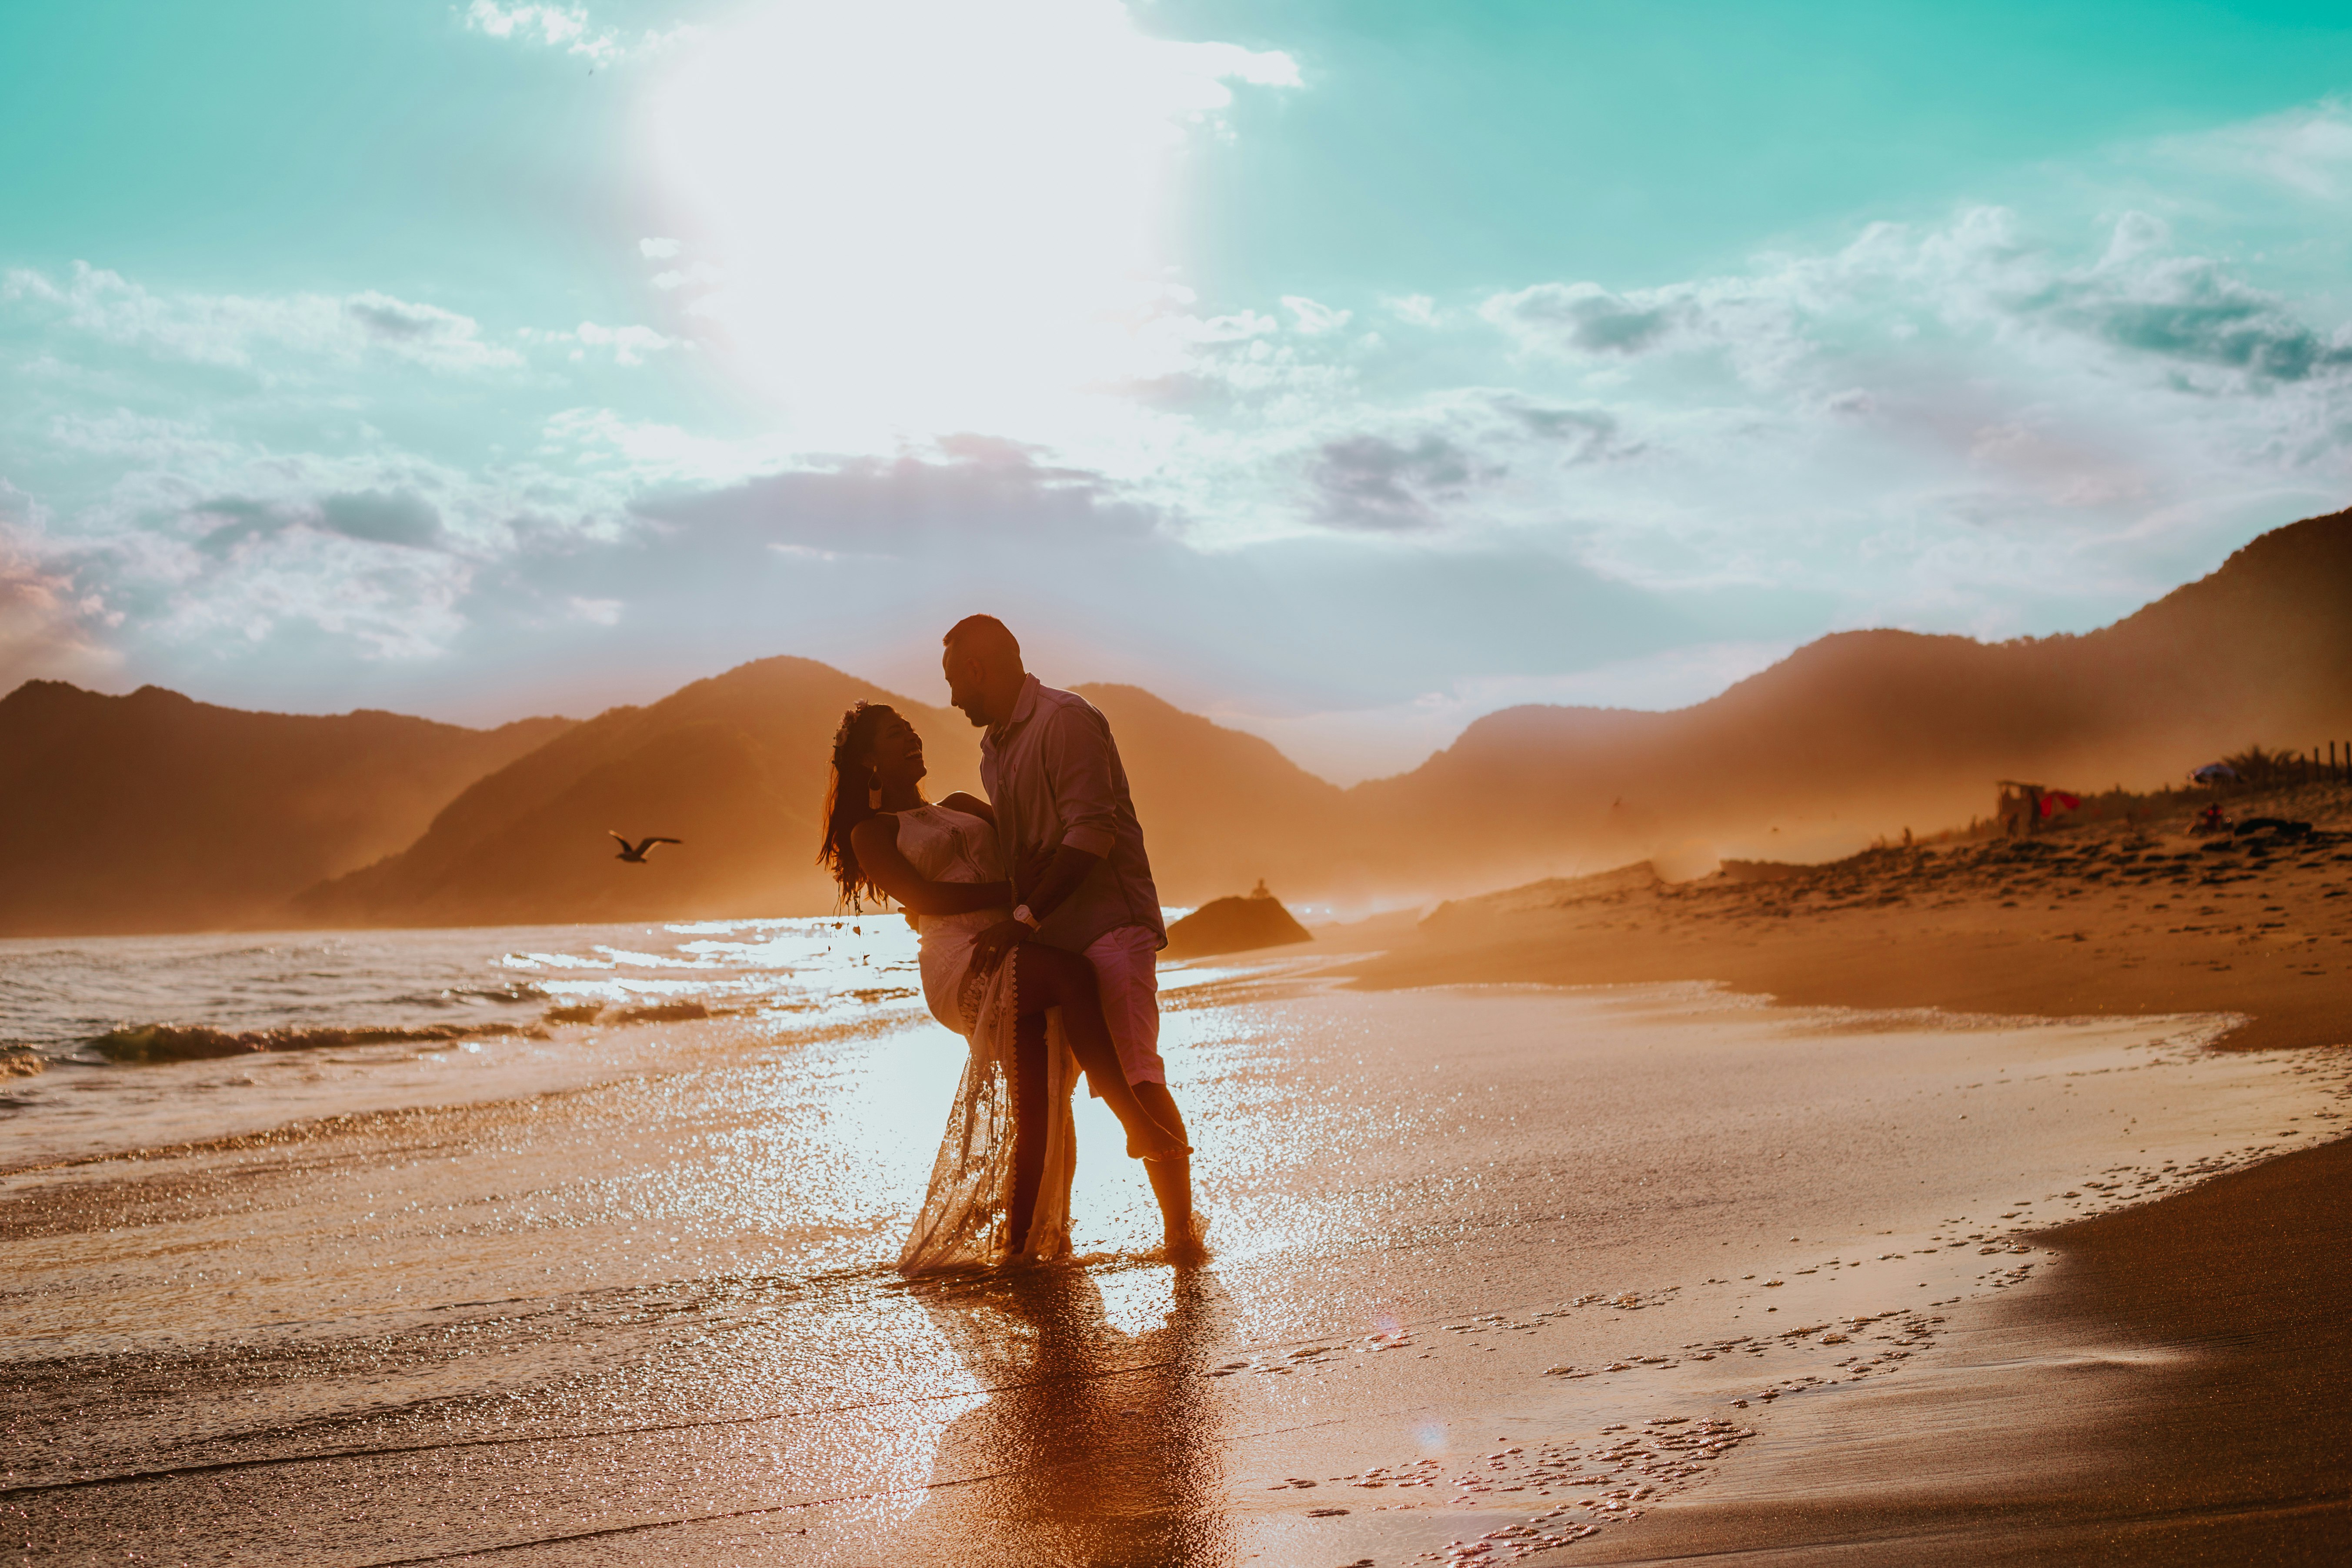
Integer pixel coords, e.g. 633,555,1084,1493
818,615,1204,1272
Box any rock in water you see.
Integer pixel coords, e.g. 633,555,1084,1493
1164,887,1313,958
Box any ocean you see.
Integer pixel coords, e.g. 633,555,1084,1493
0,918,950,1172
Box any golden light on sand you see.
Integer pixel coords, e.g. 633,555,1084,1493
641,0,1297,445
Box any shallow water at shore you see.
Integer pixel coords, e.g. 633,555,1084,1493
0,920,946,1171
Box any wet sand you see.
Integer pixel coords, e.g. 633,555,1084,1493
5,970,2346,1565
1558,1134,2352,1565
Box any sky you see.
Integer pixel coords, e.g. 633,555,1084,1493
4,0,2352,781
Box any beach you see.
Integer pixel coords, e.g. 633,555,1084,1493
5,853,2349,1564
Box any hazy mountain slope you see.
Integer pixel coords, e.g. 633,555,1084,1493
296,657,983,926
0,683,572,937
1346,507,2352,895
1071,684,1350,904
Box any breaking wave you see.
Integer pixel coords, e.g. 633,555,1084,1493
83,1019,554,1064
75,999,781,1064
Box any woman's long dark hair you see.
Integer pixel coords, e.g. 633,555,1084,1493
818,701,902,909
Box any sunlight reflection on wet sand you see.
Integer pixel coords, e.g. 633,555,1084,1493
5,974,2346,1564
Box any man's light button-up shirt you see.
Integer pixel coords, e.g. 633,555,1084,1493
978,674,1165,954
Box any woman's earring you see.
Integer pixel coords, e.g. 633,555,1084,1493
867,772,884,810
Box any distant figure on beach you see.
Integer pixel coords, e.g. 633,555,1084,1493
942,614,1204,1264
609,833,682,863
818,700,1187,1273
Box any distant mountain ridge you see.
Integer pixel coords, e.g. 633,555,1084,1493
0,683,572,937
1349,505,2352,888
1069,684,1351,900
7,507,2347,935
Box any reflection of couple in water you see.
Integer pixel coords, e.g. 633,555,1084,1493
819,614,1204,1270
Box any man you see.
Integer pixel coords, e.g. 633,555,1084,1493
941,613,1201,1262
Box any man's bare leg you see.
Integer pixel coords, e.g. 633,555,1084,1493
1133,1081,1204,1263
1012,946,1185,1161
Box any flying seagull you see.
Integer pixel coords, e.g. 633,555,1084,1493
610,833,683,864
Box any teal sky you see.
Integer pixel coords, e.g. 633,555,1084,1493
6,0,2352,778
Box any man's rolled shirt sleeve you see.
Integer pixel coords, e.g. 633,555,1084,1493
1039,705,1120,858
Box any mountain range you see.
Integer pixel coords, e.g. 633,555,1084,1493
293,657,980,927
1352,504,2352,887
4,507,2347,936
0,683,569,937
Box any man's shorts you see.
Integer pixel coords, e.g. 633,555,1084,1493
1082,923,1164,1090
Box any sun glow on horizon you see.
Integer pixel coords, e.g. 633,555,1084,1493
641,0,1298,450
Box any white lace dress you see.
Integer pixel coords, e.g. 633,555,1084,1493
889,804,1078,1274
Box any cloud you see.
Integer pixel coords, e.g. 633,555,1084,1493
186,491,447,564
1309,434,1483,532
1281,296,1353,336
520,320,679,367
3,263,521,374
317,490,448,548
1484,281,1684,357
632,436,1162,554
1478,205,2352,394
0,492,114,689
2156,98,2352,202
2020,247,2352,385
107,494,476,663
1488,396,1626,459
463,2,623,65
567,321,676,367
638,237,683,259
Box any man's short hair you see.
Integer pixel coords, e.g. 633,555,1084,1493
942,614,1020,664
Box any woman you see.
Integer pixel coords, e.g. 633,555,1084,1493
818,701,1186,1273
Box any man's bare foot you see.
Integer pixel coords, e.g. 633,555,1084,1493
1161,1210,1210,1267
1124,1119,1189,1162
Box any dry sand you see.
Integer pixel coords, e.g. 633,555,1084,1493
1355,780,2352,1054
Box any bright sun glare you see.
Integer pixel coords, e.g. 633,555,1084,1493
644,0,1298,448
